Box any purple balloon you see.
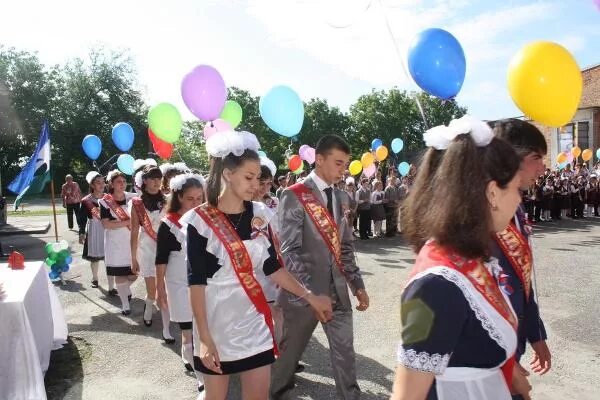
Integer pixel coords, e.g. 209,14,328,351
305,147,316,164
299,144,310,160
181,65,227,121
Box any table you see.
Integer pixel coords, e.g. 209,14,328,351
0,261,68,400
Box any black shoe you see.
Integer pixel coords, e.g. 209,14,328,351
143,303,153,327
91,280,99,288
295,363,305,373
163,335,176,344
198,384,205,393
108,289,118,296
128,294,132,302
184,362,193,372
121,309,131,316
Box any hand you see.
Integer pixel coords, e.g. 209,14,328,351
131,259,140,275
156,284,168,310
511,361,532,400
355,289,370,311
200,337,222,374
78,234,85,245
530,340,551,375
306,293,333,323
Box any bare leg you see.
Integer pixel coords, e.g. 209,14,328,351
240,365,270,400
203,374,230,400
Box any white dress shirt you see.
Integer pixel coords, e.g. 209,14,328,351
308,170,337,220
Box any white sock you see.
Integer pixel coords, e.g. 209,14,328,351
182,343,193,365
195,368,204,387
116,283,130,311
144,297,154,321
90,262,99,281
126,281,132,297
107,275,115,291
161,306,173,339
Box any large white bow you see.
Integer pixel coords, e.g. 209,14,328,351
424,115,494,150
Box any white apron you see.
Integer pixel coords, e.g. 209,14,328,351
99,193,136,268
130,200,164,278
162,217,192,322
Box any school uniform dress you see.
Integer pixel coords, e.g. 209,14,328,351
130,196,165,278
80,194,105,262
183,201,281,375
398,241,517,400
155,214,192,324
99,193,137,276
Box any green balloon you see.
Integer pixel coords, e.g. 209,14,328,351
44,243,54,255
49,252,58,261
45,257,55,267
148,102,182,144
220,100,243,128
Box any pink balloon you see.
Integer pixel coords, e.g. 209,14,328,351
305,147,316,164
203,119,232,140
181,65,227,121
567,151,574,163
364,164,376,177
594,0,600,11
299,144,310,159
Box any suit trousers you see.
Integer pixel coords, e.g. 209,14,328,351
270,304,360,400
358,208,371,239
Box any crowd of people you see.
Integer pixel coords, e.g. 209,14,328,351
66,116,553,400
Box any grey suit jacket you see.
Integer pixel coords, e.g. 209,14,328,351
276,177,365,310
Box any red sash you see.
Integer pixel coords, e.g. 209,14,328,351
102,194,130,224
289,183,345,278
411,241,517,386
132,197,158,241
163,212,182,229
194,204,278,355
82,195,101,220
495,223,532,300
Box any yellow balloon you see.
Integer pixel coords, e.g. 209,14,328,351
507,41,582,127
361,152,375,168
571,146,581,158
348,160,363,176
581,148,592,161
375,145,388,161
556,152,567,164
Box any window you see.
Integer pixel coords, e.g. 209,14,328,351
577,121,590,150
558,123,574,153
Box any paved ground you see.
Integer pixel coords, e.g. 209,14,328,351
3,212,600,399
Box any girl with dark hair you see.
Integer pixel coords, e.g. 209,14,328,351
183,131,332,399
99,170,137,314
156,173,206,394
160,162,190,195
393,116,529,400
130,165,171,341
79,171,107,290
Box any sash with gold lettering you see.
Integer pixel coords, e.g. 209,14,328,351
495,222,532,300
132,197,158,241
195,204,278,355
411,241,518,386
82,195,101,220
288,183,345,278
163,212,182,229
102,194,130,223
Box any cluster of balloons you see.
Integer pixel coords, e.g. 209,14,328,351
82,122,135,161
45,240,72,281
556,146,597,167
348,136,407,177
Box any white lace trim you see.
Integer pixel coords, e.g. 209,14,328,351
397,347,450,375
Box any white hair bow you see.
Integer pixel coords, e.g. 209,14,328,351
424,115,493,150
169,173,205,192
205,130,261,158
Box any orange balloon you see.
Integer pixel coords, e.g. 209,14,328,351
582,148,593,162
361,152,375,168
571,146,581,158
556,152,568,164
375,145,388,161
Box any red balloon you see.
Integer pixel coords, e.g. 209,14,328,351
149,128,173,159
288,155,302,171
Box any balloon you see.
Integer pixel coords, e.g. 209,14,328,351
259,86,304,137
349,160,363,176
391,138,404,154
567,152,574,164
44,243,54,255
582,149,593,162
398,162,410,176
371,138,383,151
52,242,62,253
59,240,69,251
203,119,232,140
507,41,582,127
82,135,102,160
49,270,60,280
304,147,316,165
361,152,375,168
111,122,134,152
58,249,69,258
556,152,568,164
299,144,310,160
220,100,243,128
408,28,466,99
558,161,568,170
258,150,267,158
148,103,182,144
149,129,173,159
375,146,388,161
596,148,600,159
181,65,227,121
288,155,302,171
292,162,305,175
65,255,73,264
363,164,376,178
45,257,55,267
571,146,582,158
117,154,135,175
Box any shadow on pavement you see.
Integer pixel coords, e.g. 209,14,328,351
45,336,89,400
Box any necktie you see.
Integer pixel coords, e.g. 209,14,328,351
324,187,334,218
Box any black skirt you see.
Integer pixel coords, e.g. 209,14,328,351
82,235,104,262
194,348,275,375
106,266,134,276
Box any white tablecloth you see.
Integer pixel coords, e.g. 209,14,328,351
0,261,69,400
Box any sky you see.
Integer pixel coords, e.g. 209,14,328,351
1,0,599,123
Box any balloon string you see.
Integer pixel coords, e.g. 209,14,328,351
377,0,428,128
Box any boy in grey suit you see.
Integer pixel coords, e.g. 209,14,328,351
271,135,369,400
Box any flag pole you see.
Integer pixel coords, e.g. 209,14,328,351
49,174,59,242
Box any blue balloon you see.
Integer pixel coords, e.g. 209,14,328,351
117,154,135,175
558,161,568,170
259,86,304,137
257,150,267,158
596,148,600,160
398,162,410,177
112,122,135,152
391,138,404,154
371,138,383,151
62,265,70,272
82,135,102,160
408,28,466,100
65,255,73,264
49,270,60,280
